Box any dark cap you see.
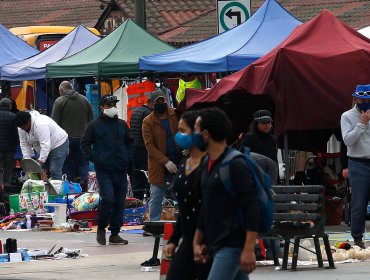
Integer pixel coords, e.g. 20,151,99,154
99,94,119,106
148,89,166,102
0,98,12,107
15,111,31,127
253,110,273,122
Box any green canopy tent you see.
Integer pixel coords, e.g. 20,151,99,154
46,19,174,78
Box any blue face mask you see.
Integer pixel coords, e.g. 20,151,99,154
357,102,370,112
175,132,193,150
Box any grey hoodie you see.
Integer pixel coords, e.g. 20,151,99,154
51,90,94,138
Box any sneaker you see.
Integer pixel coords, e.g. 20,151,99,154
354,241,366,249
96,228,106,245
109,235,128,245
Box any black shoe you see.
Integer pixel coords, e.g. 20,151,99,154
109,235,128,245
96,228,106,245
354,241,366,249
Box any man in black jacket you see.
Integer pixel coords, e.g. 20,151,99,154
193,108,259,280
81,94,133,246
0,98,18,191
129,97,153,199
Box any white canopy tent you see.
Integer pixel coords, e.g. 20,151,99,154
359,26,370,38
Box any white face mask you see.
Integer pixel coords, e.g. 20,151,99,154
104,107,118,118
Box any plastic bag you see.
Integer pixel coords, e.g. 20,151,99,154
61,175,82,195
21,180,46,193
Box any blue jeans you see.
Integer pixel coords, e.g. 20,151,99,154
349,159,370,241
96,169,127,235
149,184,167,221
62,137,89,183
149,173,175,221
207,247,248,280
44,139,69,180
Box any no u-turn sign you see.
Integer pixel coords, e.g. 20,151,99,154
217,0,251,33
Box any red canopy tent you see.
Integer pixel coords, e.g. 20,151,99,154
179,10,370,151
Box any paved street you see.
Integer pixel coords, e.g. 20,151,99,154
1,223,370,279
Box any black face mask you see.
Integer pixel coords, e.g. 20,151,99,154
154,103,168,114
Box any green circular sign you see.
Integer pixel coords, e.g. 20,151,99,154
220,2,250,31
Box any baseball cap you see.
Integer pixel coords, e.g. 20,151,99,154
253,110,273,122
99,94,119,106
148,90,166,102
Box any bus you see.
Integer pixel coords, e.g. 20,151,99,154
9,26,101,111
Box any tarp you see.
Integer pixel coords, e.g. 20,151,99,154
0,25,100,81
139,0,301,72
0,23,39,70
46,19,174,78
359,26,370,39
180,10,370,150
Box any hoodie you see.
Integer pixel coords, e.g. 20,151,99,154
19,110,68,162
51,90,94,138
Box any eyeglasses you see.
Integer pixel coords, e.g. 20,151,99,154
355,91,370,96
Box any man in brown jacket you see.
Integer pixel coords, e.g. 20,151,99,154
142,90,180,221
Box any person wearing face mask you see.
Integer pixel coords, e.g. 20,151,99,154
341,84,370,249
193,108,260,280
142,90,180,221
51,81,93,189
15,110,69,180
80,94,134,245
164,111,211,280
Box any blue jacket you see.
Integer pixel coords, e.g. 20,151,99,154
80,114,133,172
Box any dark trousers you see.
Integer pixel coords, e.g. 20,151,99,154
63,137,89,184
166,239,211,280
0,152,15,187
349,159,370,242
131,146,149,200
96,169,127,235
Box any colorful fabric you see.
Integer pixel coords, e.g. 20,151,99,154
176,78,202,103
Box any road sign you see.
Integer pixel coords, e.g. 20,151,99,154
217,0,251,33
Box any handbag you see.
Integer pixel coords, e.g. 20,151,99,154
61,175,82,195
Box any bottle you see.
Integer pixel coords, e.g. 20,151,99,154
26,215,32,229
143,193,147,205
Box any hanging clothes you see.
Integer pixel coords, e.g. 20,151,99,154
176,78,202,103
126,80,156,124
113,84,128,121
162,86,174,108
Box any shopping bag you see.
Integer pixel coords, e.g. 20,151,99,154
61,175,82,195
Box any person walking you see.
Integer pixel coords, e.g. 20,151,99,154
129,98,153,199
51,81,93,188
0,98,18,191
164,111,211,280
15,110,69,180
81,94,133,245
341,84,370,249
142,90,180,221
193,108,260,280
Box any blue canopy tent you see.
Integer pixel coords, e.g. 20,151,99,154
0,25,100,81
139,0,301,72
0,23,39,70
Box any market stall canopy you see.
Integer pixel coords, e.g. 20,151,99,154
359,26,370,39
180,10,370,150
139,0,301,73
0,25,100,81
0,23,39,70
46,19,174,78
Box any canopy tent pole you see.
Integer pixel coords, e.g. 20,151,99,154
283,132,290,185
97,77,102,99
45,79,50,115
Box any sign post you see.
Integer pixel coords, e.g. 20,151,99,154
217,0,251,34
